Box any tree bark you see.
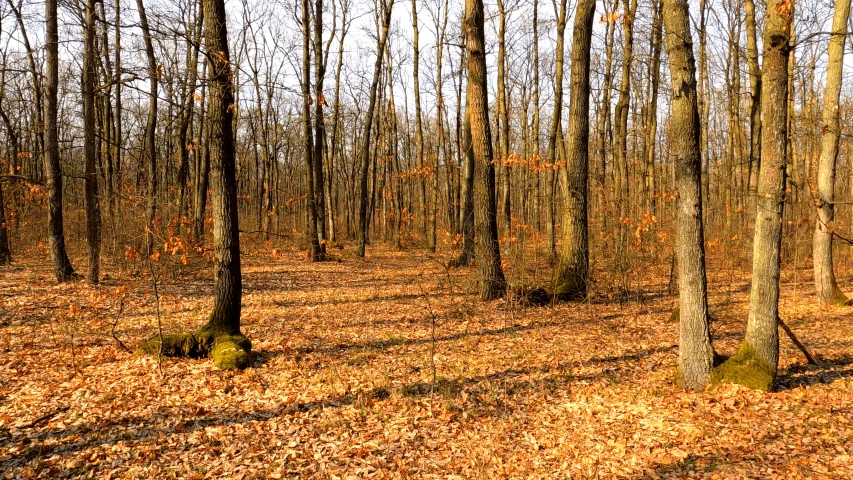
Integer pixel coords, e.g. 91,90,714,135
197,0,249,368
663,0,714,391
545,0,568,264
45,0,76,282
465,0,506,300
715,0,793,392
83,0,102,284
813,0,850,305
553,0,594,301
136,0,158,256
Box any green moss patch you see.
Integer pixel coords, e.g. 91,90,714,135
710,342,775,391
138,328,252,370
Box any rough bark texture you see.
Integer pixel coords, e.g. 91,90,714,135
663,0,714,391
451,93,475,268
45,0,76,282
715,0,792,391
553,0,594,301
813,0,850,306
465,0,506,300
140,0,250,370
83,0,102,284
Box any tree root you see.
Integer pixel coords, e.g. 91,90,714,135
138,328,251,370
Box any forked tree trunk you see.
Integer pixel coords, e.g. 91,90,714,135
553,0,594,301
663,0,714,391
465,0,506,300
45,0,76,282
813,0,850,306
714,0,793,392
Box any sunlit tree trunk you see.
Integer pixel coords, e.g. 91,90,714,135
663,0,714,390
716,0,793,391
813,0,851,305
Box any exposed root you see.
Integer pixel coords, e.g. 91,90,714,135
138,327,251,370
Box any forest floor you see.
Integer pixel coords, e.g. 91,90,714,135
1,241,852,479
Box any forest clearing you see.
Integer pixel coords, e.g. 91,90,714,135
1,243,852,478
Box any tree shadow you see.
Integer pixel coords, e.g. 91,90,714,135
777,354,853,389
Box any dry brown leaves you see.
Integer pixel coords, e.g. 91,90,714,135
1,244,852,479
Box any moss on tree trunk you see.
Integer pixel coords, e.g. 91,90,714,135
709,342,774,391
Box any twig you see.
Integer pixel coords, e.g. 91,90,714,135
16,406,69,429
778,317,819,366
147,251,164,378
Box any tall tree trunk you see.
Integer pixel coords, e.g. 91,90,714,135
553,0,594,301
410,0,428,248
45,0,76,281
745,0,762,200
452,86,475,267
178,3,204,221
614,0,638,269
643,0,663,214
497,0,511,234
465,0,506,300
196,0,250,369
715,0,793,392
83,0,102,283
356,0,394,258
137,0,158,256
663,0,714,390
813,0,851,305
302,0,322,260
546,0,568,264
313,0,328,255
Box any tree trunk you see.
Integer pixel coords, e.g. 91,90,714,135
553,0,594,301
614,0,637,269
197,0,249,368
663,0,714,390
313,0,328,255
546,0,568,264
45,0,76,282
813,0,850,305
465,0,506,300
356,0,394,258
137,0,158,256
83,0,102,284
745,0,762,200
714,0,793,392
